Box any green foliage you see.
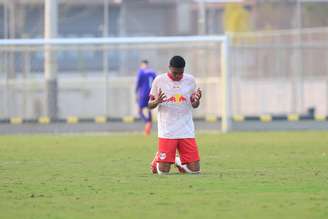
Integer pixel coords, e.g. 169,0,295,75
0,132,327,219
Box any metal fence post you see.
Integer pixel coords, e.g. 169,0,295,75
221,34,232,133
44,0,58,120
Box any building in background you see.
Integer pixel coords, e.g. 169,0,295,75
1,0,328,40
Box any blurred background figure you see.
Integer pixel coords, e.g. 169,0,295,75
135,60,156,135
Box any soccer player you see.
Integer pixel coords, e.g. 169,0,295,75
148,56,202,175
135,60,157,135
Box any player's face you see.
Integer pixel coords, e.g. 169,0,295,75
140,63,147,69
169,67,184,81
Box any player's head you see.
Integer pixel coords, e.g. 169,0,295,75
140,60,149,69
169,56,185,81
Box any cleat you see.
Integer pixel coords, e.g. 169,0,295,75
175,156,186,174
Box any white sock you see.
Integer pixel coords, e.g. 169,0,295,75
156,163,169,175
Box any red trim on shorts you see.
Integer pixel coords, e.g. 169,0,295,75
156,138,200,164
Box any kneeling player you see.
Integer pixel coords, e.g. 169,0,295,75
148,56,202,174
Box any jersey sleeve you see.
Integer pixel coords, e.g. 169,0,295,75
191,76,197,92
149,76,159,100
152,71,157,79
190,76,198,104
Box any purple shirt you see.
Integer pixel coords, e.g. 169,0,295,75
136,68,156,99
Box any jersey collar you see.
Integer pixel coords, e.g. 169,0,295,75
167,72,183,81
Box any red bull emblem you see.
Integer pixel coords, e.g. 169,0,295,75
166,94,186,104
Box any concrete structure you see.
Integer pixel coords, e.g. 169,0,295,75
1,0,328,40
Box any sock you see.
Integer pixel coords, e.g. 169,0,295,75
156,163,168,175
175,157,200,174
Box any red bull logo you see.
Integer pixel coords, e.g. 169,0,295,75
166,94,186,104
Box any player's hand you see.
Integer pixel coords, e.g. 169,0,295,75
156,88,167,104
191,88,202,103
191,88,201,108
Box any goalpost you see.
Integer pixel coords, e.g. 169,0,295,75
0,35,231,132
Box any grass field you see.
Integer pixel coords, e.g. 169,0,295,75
0,131,327,219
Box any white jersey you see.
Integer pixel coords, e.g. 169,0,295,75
150,73,197,139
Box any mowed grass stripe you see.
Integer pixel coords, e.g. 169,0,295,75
0,132,327,219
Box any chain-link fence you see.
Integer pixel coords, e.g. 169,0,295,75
0,36,223,120
1,27,328,129
229,27,328,118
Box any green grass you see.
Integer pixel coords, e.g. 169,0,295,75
0,132,328,219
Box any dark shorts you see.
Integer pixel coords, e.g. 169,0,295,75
138,96,150,108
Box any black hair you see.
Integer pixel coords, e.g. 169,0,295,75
141,60,149,65
169,56,185,68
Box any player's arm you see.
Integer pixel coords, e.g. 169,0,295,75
135,71,142,93
191,88,202,109
148,88,166,109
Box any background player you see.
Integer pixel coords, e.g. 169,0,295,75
135,60,157,135
148,56,202,174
